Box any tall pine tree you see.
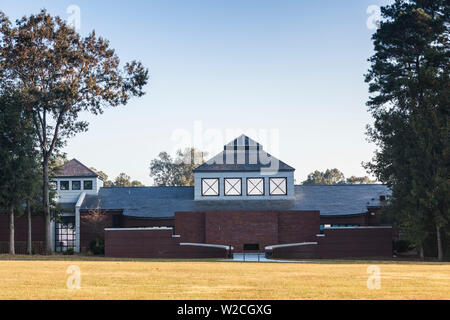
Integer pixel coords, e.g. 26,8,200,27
365,0,449,260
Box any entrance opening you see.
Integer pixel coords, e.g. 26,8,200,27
55,216,76,252
243,243,259,251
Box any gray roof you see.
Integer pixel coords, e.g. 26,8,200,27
80,185,390,219
56,159,100,178
194,134,295,172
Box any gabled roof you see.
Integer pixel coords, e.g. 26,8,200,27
55,159,100,179
80,184,391,218
194,135,295,172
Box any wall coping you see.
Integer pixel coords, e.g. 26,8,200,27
265,242,318,250
104,227,172,231
180,243,234,250
325,226,393,230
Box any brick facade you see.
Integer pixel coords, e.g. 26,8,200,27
176,210,320,252
105,228,228,258
270,227,393,259
0,214,46,254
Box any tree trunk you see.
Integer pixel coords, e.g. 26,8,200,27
419,245,424,260
43,155,52,255
436,224,443,261
9,204,15,255
27,201,32,255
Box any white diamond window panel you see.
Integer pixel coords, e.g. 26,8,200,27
202,178,219,196
270,177,287,195
224,178,242,196
247,178,264,196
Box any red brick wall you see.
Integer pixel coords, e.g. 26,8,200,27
320,214,368,226
175,210,320,252
79,210,174,252
271,243,318,259
270,227,392,259
205,211,278,252
0,214,46,254
317,227,392,258
122,217,174,228
175,212,205,243
105,228,228,258
278,211,319,244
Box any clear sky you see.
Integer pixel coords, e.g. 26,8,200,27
1,0,393,185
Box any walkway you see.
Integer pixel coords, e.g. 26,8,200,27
224,253,307,263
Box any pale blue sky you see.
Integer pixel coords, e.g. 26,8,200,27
1,0,393,185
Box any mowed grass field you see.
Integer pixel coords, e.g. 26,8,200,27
0,255,449,300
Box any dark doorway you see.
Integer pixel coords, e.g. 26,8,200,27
243,243,259,251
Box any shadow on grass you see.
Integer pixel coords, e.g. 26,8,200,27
0,254,447,265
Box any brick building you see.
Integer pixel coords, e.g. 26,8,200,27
0,135,393,259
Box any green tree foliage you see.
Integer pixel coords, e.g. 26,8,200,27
364,1,449,260
150,148,207,186
345,176,377,185
0,90,39,254
90,168,143,187
90,167,113,187
114,173,132,187
0,10,149,253
302,169,345,185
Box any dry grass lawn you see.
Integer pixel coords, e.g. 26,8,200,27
0,255,449,300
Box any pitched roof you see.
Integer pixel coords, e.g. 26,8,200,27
80,184,390,218
55,159,100,179
194,135,295,172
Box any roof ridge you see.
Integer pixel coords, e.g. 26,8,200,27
70,158,99,177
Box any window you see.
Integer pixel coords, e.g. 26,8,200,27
55,216,76,253
201,178,219,196
83,180,93,190
112,215,121,228
269,177,287,195
72,181,81,190
224,178,242,196
60,181,69,190
247,178,264,196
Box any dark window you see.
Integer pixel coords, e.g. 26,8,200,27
60,181,69,190
112,215,121,228
83,180,93,190
72,181,81,190
55,216,76,253
243,243,259,251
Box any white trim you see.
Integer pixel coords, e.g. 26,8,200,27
74,192,86,253
180,243,233,250
172,234,181,238
265,242,318,251
325,226,393,230
316,234,325,237
104,227,172,231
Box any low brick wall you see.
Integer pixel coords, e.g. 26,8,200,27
317,227,392,258
269,243,318,259
268,227,393,259
104,228,229,259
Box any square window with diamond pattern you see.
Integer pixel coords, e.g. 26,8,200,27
201,178,219,196
247,178,264,196
224,178,242,196
269,177,287,195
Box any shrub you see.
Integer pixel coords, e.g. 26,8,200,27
63,247,74,255
393,240,412,253
89,239,105,255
